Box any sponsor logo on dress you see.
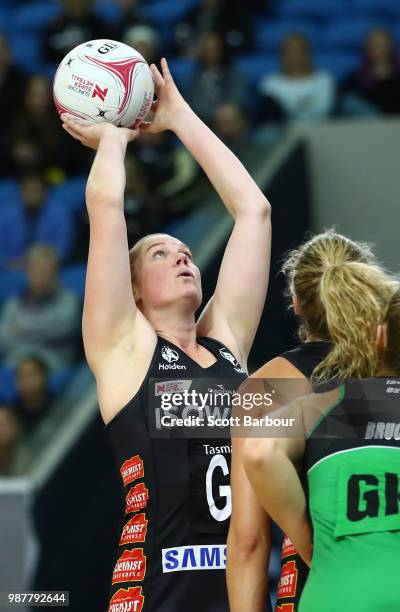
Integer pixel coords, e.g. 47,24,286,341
108,587,144,612
162,346,179,363
120,513,148,546
126,482,149,514
120,456,144,487
159,346,186,371
277,560,298,599
218,348,245,373
281,535,297,559
155,379,192,396
162,544,226,573
112,549,146,584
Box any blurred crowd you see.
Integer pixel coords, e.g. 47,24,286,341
1,0,400,473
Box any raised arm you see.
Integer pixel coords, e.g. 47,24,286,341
143,59,271,364
61,119,141,371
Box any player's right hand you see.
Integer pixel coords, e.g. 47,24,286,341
61,114,140,150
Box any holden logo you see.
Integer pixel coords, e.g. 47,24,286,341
161,346,179,363
219,348,245,373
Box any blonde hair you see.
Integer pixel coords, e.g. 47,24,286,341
282,230,395,381
380,288,400,376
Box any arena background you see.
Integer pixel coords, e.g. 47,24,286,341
0,0,399,610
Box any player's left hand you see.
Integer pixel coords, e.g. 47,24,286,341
61,115,140,150
141,58,188,134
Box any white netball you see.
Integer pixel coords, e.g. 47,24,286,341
53,39,154,127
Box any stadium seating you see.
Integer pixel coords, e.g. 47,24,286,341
353,0,400,17
235,54,279,86
13,2,61,32
321,17,382,51
60,264,87,301
256,19,321,50
274,0,346,21
49,177,86,213
313,51,359,80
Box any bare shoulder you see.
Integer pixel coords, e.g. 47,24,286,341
93,311,158,425
252,356,307,379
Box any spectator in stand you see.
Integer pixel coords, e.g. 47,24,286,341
341,27,400,116
0,405,21,476
113,0,157,43
14,356,54,434
182,30,248,124
41,0,111,65
259,33,336,121
213,101,250,155
0,172,75,268
173,0,254,57
12,74,90,180
132,131,200,218
123,25,160,66
0,34,26,177
0,244,80,371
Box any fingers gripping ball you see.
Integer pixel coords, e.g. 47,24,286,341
53,39,154,127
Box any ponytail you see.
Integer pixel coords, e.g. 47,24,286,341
313,262,396,381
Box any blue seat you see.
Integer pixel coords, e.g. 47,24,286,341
49,177,86,213
0,367,17,405
235,54,279,87
49,366,80,394
0,8,11,32
0,270,26,306
275,0,346,21
256,19,320,51
0,180,19,209
94,1,121,24
60,264,87,301
353,0,400,16
13,2,61,32
394,24,400,45
168,58,197,88
142,0,198,25
314,51,359,80
8,33,41,72
321,18,379,50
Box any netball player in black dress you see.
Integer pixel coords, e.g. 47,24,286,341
61,58,271,612
227,231,394,611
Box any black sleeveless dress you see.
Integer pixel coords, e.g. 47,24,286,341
274,341,331,612
106,336,246,612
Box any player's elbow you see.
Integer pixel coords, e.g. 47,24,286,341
243,438,275,474
227,520,267,560
86,186,123,212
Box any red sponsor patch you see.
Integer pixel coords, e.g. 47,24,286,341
277,560,298,599
120,513,148,546
126,482,148,514
108,587,144,612
276,604,295,612
120,456,144,487
112,548,146,584
281,535,297,559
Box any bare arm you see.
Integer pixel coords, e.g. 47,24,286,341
227,435,271,612
144,59,271,364
61,119,141,371
227,359,310,610
243,401,313,567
